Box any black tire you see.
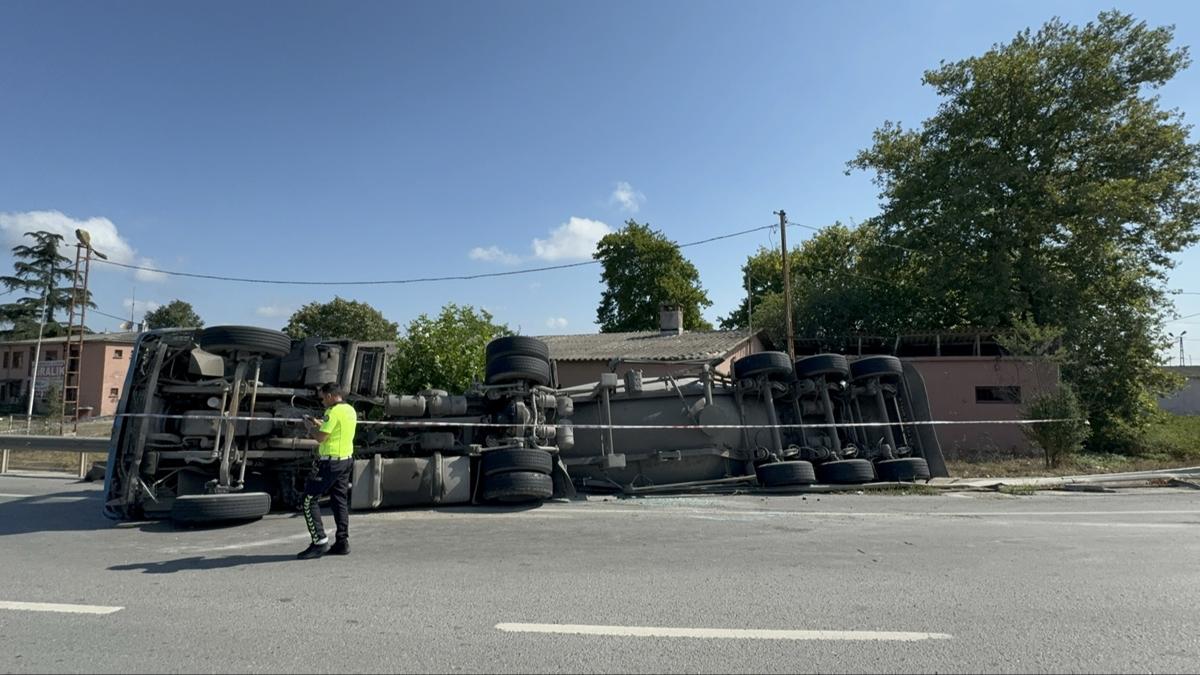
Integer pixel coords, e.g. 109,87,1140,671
850,355,904,381
794,354,850,379
171,492,272,523
816,459,876,484
486,354,552,386
756,460,816,487
875,457,930,482
199,326,292,359
483,471,554,503
486,336,550,364
481,448,554,477
733,352,793,380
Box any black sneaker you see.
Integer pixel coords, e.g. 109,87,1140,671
297,542,329,560
328,540,350,556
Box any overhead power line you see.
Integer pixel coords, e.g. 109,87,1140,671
91,308,132,323
90,224,779,287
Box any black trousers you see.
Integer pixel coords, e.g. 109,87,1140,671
302,457,352,544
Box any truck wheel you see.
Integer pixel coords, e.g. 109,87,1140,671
486,336,550,363
481,448,554,477
733,352,793,380
816,459,876,484
794,354,850,379
171,492,272,524
483,471,553,503
198,326,292,359
875,457,930,481
486,355,551,386
756,460,816,487
849,356,904,381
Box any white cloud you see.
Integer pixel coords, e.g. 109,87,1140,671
0,210,165,282
468,245,521,264
532,217,612,261
545,317,568,329
122,298,161,316
610,181,645,213
134,257,167,282
256,305,293,318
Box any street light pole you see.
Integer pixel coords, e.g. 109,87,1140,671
24,279,51,433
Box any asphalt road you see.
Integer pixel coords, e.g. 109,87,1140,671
1,472,1198,674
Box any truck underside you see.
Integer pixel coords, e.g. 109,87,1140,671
104,327,946,523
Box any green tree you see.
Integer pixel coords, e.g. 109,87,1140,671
143,300,204,329
41,385,64,433
389,303,509,393
1023,385,1091,468
735,223,918,349
595,220,712,332
284,297,399,342
848,12,1200,451
0,231,92,338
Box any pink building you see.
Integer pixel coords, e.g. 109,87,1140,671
906,356,1060,458
0,331,139,418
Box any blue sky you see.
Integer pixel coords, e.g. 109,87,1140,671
2,0,1199,358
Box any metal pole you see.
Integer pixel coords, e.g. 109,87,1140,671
775,210,794,361
746,273,753,336
24,278,52,433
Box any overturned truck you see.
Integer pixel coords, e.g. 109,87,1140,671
104,327,946,523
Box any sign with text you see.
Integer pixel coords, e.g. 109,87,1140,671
34,360,65,395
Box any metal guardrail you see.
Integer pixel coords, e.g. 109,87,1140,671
0,430,111,479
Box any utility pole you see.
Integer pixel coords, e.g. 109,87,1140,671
24,280,50,433
746,272,753,336
774,210,794,360
1180,331,1187,366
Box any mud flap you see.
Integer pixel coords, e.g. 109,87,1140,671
551,455,576,499
900,363,948,478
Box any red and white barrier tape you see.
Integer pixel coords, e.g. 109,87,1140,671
113,412,1086,431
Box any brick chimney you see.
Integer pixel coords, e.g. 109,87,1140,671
659,304,683,336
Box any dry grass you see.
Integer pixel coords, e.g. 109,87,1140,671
946,453,1196,479
1,417,114,473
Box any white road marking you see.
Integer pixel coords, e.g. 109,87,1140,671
989,520,1194,529
496,623,952,641
533,507,1200,518
163,533,311,554
0,492,31,498
0,601,123,615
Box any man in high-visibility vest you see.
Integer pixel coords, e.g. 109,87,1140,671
297,382,357,559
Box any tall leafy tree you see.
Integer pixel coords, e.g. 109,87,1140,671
143,300,204,329
0,231,92,338
722,222,920,339
389,303,509,393
284,297,399,342
595,220,712,332
744,223,909,344
848,12,1200,450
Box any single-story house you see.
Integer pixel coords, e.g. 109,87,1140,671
1159,366,1200,415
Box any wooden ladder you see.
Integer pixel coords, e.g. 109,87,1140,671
60,244,91,435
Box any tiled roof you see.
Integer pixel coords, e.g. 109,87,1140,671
535,330,757,362
0,331,141,346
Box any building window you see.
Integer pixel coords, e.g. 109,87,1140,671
46,350,57,361
113,349,123,359
109,387,119,398
2,352,8,369
976,386,1022,404
12,352,22,369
